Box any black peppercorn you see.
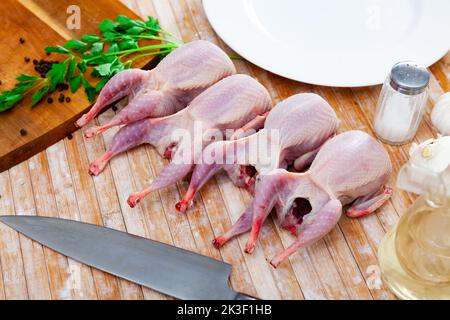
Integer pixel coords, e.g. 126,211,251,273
65,97,71,103
67,133,73,140
19,37,25,44
112,105,118,112
24,57,30,63
47,97,53,103
20,128,27,136
58,93,65,102
32,59,59,78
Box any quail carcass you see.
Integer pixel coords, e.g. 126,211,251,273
176,93,340,213
75,40,236,137
216,130,393,267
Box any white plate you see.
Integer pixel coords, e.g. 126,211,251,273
203,0,450,87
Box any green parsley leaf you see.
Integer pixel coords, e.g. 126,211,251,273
115,15,132,27
45,46,71,54
64,39,86,49
16,74,39,82
145,16,160,31
130,19,146,28
102,31,117,42
0,93,23,112
99,19,117,34
126,26,145,35
66,57,77,81
77,61,87,73
118,39,138,50
47,60,68,92
107,43,120,53
92,63,113,77
82,42,104,60
80,34,101,43
15,81,36,91
69,75,82,93
81,77,96,102
95,77,110,93
31,85,49,107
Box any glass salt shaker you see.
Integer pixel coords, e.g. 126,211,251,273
373,61,430,145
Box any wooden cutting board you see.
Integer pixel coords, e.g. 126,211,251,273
0,0,158,172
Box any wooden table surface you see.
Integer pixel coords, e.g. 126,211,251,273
0,0,448,300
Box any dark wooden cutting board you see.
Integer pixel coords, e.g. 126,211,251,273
0,0,158,172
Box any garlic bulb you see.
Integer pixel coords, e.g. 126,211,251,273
431,92,450,135
397,135,450,197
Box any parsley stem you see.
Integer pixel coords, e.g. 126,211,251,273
145,27,182,42
112,43,178,56
86,43,178,63
127,49,173,63
21,78,48,96
130,35,180,46
102,34,179,47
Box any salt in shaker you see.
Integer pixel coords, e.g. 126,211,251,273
373,61,430,145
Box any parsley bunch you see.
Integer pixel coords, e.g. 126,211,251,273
0,15,181,113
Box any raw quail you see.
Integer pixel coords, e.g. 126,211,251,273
216,131,393,267
75,40,236,136
176,93,340,213
88,74,272,208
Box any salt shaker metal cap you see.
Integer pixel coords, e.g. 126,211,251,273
389,61,430,95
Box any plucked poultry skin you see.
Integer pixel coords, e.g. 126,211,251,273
88,74,272,207
218,130,393,267
75,40,236,136
176,93,340,213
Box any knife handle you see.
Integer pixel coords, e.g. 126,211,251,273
234,292,260,300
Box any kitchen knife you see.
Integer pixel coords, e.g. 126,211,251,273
0,215,257,300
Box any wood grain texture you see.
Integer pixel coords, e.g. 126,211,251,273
0,0,159,173
0,0,448,300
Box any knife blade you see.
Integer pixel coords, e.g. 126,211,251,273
0,215,256,300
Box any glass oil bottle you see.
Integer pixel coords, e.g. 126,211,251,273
378,136,450,299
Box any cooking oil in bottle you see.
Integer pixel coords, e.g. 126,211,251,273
378,196,450,299
378,136,450,299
